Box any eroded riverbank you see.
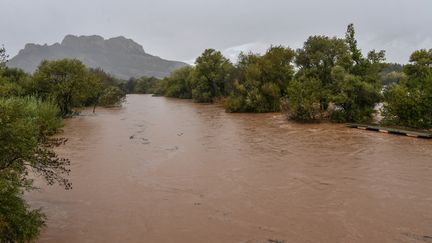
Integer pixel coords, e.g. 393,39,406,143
28,94,432,243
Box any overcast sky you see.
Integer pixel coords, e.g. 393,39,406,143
1,0,431,64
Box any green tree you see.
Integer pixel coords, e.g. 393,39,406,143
383,49,432,129
149,78,168,96
0,48,30,99
133,76,161,94
295,35,351,89
225,46,295,112
0,97,71,242
86,68,125,113
191,49,233,102
0,80,23,98
403,49,432,89
331,66,381,122
98,86,126,107
120,78,137,94
30,59,92,116
288,24,384,122
381,71,406,86
0,176,45,243
165,66,193,99
284,77,326,121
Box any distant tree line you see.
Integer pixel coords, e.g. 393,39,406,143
146,24,432,130
0,48,125,242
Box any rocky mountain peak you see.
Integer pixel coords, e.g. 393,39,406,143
60,35,145,54
8,35,187,79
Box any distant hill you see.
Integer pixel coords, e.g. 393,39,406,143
7,35,188,79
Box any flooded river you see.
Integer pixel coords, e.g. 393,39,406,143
28,94,432,243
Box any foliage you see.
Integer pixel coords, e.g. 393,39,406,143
381,71,406,86
28,59,124,116
0,80,24,98
134,77,160,94
284,77,325,121
287,24,384,122
0,177,45,243
88,68,119,87
98,86,126,107
30,59,92,116
86,68,126,112
120,78,137,94
0,97,71,242
118,76,162,95
295,35,351,89
383,49,432,129
331,66,381,123
164,66,193,99
225,46,295,112
403,49,432,89
191,49,234,102
0,68,34,99
381,63,404,85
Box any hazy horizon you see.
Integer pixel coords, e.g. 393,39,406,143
2,0,431,64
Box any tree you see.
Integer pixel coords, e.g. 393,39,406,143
403,49,432,89
383,49,432,129
133,76,160,94
31,59,92,116
225,46,295,112
381,71,406,86
86,68,125,113
287,24,384,122
295,35,351,89
294,35,351,112
345,23,362,66
121,78,137,94
191,49,234,102
331,66,381,122
0,66,33,98
165,66,193,99
0,97,71,242
284,77,326,121
98,86,126,107
0,176,45,242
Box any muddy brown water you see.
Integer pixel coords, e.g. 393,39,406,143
28,94,432,243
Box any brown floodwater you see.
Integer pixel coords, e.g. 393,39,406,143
28,94,432,243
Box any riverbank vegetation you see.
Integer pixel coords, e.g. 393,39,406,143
382,49,432,129
0,47,125,242
151,24,431,130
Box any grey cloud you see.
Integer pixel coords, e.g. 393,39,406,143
1,0,431,64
